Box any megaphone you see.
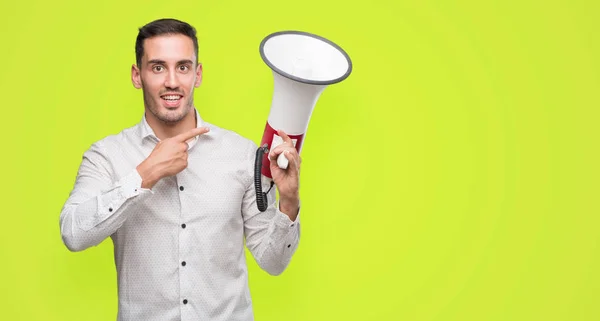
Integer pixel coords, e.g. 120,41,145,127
254,30,352,211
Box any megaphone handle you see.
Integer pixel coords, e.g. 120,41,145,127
277,153,289,169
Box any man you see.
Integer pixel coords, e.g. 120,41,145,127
59,18,301,321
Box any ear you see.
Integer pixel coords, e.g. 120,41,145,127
131,64,142,89
194,63,203,88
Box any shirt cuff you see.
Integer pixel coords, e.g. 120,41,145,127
97,169,153,221
275,201,300,257
274,200,301,227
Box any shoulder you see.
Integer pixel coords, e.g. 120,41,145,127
82,122,141,158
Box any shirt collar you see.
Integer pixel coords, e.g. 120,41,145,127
138,108,211,147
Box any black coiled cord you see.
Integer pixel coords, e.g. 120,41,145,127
255,145,274,212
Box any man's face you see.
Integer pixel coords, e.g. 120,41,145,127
132,34,202,124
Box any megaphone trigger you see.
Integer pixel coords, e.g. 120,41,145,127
268,130,295,170
277,153,289,169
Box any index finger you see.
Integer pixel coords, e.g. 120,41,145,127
175,126,210,142
277,129,293,144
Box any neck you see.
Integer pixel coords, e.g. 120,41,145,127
145,107,197,141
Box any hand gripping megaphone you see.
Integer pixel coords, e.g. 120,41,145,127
254,30,352,211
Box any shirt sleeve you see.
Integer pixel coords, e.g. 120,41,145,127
241,143,301,276
59,141,153,252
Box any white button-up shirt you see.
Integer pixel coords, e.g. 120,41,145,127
59,108,300,321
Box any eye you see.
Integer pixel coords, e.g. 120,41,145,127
152,65,164,72
179,65,190,72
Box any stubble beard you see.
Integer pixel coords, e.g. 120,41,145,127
142,82,194,125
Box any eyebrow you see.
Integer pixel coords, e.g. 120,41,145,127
147,59,195,65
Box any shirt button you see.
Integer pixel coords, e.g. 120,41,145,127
181,261,186,266
179,186,184,191
109,208,113,212
287,244,291,248
181,224,186,229
183,299,188,304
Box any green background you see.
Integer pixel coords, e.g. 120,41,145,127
1,0,599,320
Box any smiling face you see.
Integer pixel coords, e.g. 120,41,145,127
131,33,202,124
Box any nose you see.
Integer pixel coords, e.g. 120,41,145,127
164,70,180,89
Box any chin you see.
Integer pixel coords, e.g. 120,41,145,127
155,105,191,123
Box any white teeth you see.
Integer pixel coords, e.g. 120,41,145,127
162,95,181,100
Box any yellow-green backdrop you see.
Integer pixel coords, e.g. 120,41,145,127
1,0,599,320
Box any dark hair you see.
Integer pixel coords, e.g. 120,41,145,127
135,18,199,67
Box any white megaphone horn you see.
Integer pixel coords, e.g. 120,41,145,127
254,30,352,211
